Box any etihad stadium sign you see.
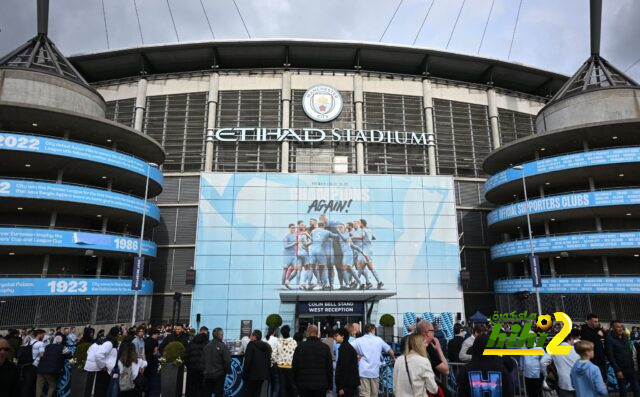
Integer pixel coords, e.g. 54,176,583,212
214,127,431,145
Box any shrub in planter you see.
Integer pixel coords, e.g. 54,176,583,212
379,314,396,327
160,342,186,397
266,314,283,328
69,342,93,396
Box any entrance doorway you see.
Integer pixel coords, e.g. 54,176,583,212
297,314,363,336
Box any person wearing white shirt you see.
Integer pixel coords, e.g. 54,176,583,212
19,329,46,397
265,327,279,397
541,331,580,397
521,343,549,397
459,324,486,362
84,326,120,397
117,342,147,396
393,333,438,397
353,324,396,397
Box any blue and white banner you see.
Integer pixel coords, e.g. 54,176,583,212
485,147,640,192
0,179,160,221
0,228,157,257
495,277,640,294
0,278,153,296
0,132,162,185
491,231,640,259
488,189,640,225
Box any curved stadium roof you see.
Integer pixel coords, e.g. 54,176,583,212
68,39,568,96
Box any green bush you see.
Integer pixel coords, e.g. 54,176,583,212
163,341,186,364
73,343,92,368
379,314,395,327
266,314,283,328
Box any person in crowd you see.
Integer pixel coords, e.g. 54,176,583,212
144,328,161,397
571,340,608,397
292,325,333,397
606,320,640,396
393,333,438,397
293,326,305,344
0,337,19,397
86,326,119,397
117,342,147,397
81,324,95,343
186,326,210,397
265,327,280,397
580,314,607,382
447,323,466,362
402,321,449,378
353,324,396,397
203,327,231,397
631,326,640,341
159,324,189,352
19,328,45,397
66,326,78,347
541,329,580,397
274,325,298,397
459,324,486,363
243,330,272,397
333,327,359,397
457,334,514,397
433,321,448,357
521,338,548,397
35,335,71,397
132,326,146,361
352,323,362,339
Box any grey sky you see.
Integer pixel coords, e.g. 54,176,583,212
1,0,639,81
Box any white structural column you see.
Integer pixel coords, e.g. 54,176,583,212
204,72,220,172
354,73,365,174
133,77,148,131
422,78,437,175
281,71,291,173
487,86,501,150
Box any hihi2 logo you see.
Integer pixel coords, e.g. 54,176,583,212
483,311,573,355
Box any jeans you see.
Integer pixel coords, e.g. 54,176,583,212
19,365,37,397
617,366,640,397
186,369,204,397
524,377,543,397
269,365,279,397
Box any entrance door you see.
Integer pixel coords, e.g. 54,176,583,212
297,314,363,336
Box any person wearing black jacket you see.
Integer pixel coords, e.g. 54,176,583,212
606,320,640,397
580,314,607,382
186,327,209,397
203,328,232,397
457,335,514,397
159,324,189,353
334,328,359,397
35,336,71,397
292,325,333,397
447,324,466,362
0,338,19,397
243,330,272,397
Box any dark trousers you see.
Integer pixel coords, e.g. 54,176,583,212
203,376,226,397
94,370,111,397
618,366,640,397
338,387,358,397
524,377,543,397
269,366,279,397
277,367,297,397
19,365,37,397
298,389,326,397
243,380,264,397
187,369,204,397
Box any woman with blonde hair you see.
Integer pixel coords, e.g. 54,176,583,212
393,333,439,396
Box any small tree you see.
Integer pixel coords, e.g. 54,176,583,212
266,314,283,328
379,314,395,327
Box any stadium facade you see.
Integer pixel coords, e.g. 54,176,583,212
484,14,640,323
60,39,573,336
0,2,165,329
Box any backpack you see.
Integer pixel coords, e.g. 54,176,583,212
17,341,36,367
119,364,135,392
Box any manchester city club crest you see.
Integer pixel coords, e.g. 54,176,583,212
302,84,343,122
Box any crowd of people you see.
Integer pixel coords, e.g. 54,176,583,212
2,313,640,396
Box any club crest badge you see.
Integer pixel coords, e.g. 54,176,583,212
302,85,343,122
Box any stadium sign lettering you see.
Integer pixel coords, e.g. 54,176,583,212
214,127,429,145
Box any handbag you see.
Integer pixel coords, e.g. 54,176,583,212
134,372,149,392
404,355,444,397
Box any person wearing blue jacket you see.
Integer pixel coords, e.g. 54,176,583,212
571,340,608,397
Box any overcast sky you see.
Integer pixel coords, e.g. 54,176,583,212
1,0,639,81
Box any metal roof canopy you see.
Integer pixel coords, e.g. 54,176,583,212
68,39,567,97
279,289,396,302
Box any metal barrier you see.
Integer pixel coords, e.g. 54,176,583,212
379,356,528,397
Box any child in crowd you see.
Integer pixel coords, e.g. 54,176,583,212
570,340,608,397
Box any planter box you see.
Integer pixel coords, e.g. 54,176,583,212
161,364,184,397
70,368,94,397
